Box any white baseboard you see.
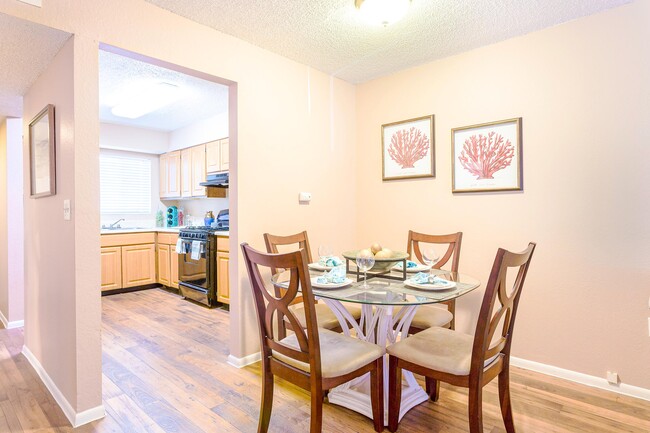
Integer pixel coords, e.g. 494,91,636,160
22,345,106,427
227,351,261,368
0,310,24,329
511,356,650,402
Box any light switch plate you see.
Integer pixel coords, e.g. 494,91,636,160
63,199,71,220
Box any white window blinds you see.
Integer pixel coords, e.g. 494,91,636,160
100,154,152,214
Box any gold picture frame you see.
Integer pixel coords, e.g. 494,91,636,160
382,115,435,181
452,117,522,193
29,104,56,198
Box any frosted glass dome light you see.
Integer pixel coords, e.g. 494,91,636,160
355,0,411,26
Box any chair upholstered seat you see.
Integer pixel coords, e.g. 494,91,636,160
396,305,453,329
290,303,362,330
274,328,385,378
387,327,497,376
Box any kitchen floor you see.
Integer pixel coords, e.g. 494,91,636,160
0,289,648,432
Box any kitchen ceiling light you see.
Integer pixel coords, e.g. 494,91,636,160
111,82,181,119
355,0,411,26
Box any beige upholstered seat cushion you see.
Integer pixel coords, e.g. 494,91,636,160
273,328,385,378
395,305,453,330
290,303,362,330
387,327,497,376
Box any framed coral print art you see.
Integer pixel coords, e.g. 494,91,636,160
452,118,522,193
382,115,434,181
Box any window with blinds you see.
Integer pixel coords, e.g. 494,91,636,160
100,154,152,214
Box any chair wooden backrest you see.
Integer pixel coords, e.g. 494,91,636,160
407,230,462,272
263,231,313,274
470,242,536,379
241,243,322,380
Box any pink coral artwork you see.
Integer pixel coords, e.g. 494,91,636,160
458,132,514,179
452,118,522,193
388,127,430,169
382,115,434,180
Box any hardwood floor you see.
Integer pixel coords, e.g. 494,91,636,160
0,288,648,432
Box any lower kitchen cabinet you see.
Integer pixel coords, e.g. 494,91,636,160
157,233,179,289
101,247,122,291
216,236,230,304
122,244,157,288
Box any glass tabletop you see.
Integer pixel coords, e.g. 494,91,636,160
271,268,481,306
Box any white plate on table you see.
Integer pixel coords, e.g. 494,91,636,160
404,279,456,291
308,262,336,271
393,261,431,273
311,277,352,289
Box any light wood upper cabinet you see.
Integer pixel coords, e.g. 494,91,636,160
121,244,156,288
206,138,229,174
219,138,229,172
101,247,122,292
191,144,206,197
167,151,181,198
206,140,220,173
180,148,192,198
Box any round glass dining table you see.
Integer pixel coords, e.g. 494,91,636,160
273,267,481,425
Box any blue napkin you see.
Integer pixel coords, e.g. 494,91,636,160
397,260,418,269
316,265,346,284
318,256,343,267
410,272,444,285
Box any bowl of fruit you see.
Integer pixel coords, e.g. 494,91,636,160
342,242,408,272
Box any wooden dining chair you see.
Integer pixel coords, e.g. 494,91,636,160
241,243,385,433
387,242,536,433
403,230,463,332
264,231,362,338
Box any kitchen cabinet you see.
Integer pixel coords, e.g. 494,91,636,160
101,247,122,291
191,144,206,197
122,244,157,288
216,236,230,304
180,148,192,198
101,232,157,291
206,138,229,174
157,232,179,289
160,150,181,199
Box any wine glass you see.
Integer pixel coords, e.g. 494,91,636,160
421,246,440,283
356,252,375,288
318,245,333,262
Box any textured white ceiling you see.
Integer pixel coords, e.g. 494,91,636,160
99,50,229,132
0,12,71,118
146,0,631,83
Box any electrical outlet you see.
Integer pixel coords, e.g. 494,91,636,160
298,192,312,204
606,371,619,385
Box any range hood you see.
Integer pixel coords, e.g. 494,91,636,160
200,172,229,188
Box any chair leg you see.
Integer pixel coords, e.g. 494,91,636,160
425,377,440,402
467,385,483,433
498,367,516,433
258,367,274,433
388,356,402,432
310,387,323,433
370,358,384,432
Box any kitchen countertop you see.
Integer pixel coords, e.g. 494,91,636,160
100,227,229,237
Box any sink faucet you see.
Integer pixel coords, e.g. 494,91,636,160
108,218,125,229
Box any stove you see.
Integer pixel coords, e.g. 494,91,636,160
179,225,227,240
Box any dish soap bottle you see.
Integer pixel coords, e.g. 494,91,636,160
155,208,164,227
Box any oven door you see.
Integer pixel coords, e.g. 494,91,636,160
178,239,208,289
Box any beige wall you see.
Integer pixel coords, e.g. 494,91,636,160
22,35,103,415
0,117,24,326
0,0,358,413
356,1,650,389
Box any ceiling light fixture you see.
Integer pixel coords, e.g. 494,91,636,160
111,82,181,119
355,0,411,26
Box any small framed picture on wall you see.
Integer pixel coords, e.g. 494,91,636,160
382,115,435,181
452,117,522,193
